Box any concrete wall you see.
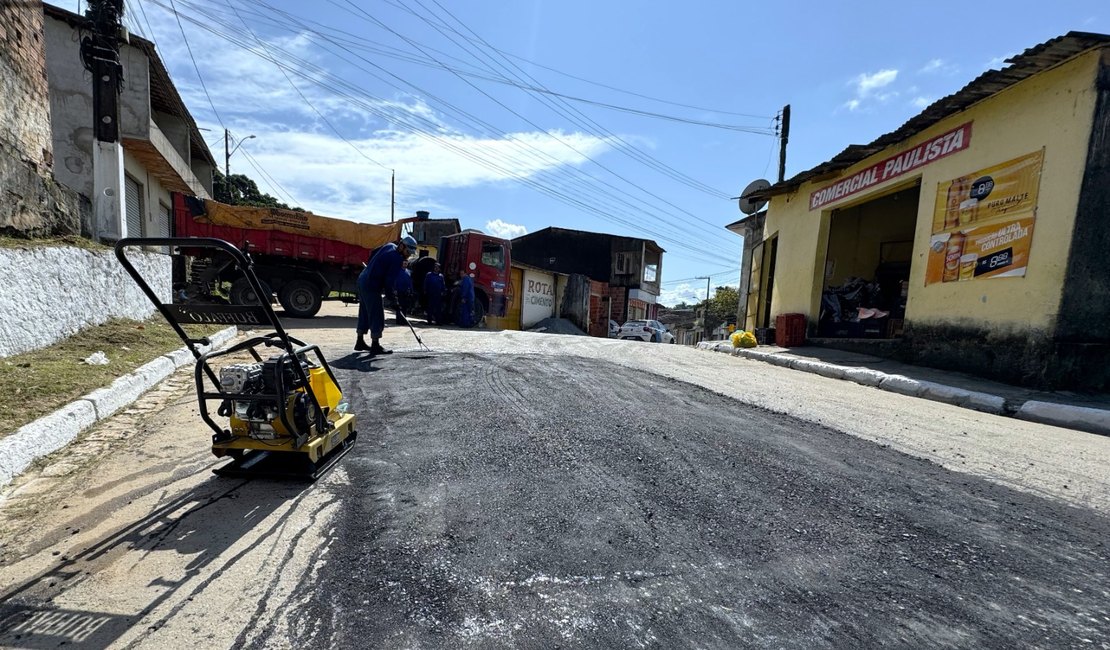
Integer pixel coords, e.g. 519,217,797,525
0,244,171,357
118,43,150,140
153,109,189,163
123,149,173,237
763,50,1101,333
44,14,93,200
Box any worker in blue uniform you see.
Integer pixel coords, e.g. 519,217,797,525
423,262,446,325
356,235,417,354
393,260,414,325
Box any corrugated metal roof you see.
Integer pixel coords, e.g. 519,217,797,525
756,31,1110,199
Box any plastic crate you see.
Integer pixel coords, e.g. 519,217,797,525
754,327,776,345
774,313,807,347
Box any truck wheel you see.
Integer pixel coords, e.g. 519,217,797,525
229,278,271,306
278,279,322,318
470,298,486,326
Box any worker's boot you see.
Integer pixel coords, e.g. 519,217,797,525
369,340,392,356
354,335,371,352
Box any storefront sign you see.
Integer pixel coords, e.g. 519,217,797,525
521,269,556,327
925,150,1044,285
810,121,973,210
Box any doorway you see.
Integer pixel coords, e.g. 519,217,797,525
819,184,919,338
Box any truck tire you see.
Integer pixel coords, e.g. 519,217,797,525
278,279,323,318
470,297,486,326
229,278,271,306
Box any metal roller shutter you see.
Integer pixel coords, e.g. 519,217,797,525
125,175,143,238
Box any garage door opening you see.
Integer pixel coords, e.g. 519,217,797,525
818,184,919,339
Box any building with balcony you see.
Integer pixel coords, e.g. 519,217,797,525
42,3,215,241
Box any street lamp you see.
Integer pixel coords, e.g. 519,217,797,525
223,129,256,178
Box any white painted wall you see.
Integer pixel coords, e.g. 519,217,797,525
0,245,171,357
521,269,556,328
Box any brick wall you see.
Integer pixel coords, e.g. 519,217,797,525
1,1,52,172
0,0,82,236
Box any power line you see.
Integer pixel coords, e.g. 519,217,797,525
150,0,740,262
403,0,741,203
223,0,391,173
378,0,772,121
166,0,224,128
335,0,739,247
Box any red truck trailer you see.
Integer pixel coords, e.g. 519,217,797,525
172,194,512,324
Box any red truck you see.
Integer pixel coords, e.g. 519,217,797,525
172,194,511,323
436,230,512,322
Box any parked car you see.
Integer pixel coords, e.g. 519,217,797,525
661,329,676,344
608,319,620,338
619,319,669,342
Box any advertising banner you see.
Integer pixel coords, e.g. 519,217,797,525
925,150,1043,285
930,150,1043,234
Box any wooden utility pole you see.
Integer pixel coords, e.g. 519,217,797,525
778,104,791,183
82,0,126,239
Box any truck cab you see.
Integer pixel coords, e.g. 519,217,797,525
437,231,512,321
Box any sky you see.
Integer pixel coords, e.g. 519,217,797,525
58,0,1105,306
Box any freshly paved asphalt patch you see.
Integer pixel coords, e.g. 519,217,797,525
274,353,1110,648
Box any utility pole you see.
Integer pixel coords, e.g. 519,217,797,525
224,128,230,179
391,169,395,223
778,104,791,183
695,275,712,341
82,0,126,240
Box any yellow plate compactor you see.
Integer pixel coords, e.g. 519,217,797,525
116,237,356,480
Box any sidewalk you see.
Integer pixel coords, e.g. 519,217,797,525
0,327,238,488
697,341,1110,436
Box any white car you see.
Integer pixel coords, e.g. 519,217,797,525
619,319,670,343
608,319,621,338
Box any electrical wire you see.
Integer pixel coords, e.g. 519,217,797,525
403,0,740,203
378,0,772,121
149,0,740,262
334,0,740,250
167,0,224,128
223,0,740,258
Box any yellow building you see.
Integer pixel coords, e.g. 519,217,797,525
739,32,1110,390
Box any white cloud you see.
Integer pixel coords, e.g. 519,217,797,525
920,59,944,73
844,69,899,112
856,69,899,96
659,283,703,308
485,219,527,239
911,96,932,109
114,1,614,223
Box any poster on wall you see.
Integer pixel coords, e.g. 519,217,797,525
925,150,1044,285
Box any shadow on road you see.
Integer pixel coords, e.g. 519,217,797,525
0,476,308,648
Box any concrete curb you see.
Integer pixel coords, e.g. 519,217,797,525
0,326,238,489
697,343,1108,434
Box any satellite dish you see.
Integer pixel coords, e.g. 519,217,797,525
738,179,771,215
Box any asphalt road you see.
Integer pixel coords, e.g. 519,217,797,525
255,352,1110,648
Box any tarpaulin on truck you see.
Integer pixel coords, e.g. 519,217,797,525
197,199,403,249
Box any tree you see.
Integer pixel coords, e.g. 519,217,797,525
212,169,302,211
694,286,739,332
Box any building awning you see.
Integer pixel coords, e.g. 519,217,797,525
629,288,657,304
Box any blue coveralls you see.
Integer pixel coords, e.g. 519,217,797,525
357,243,404,338
423,271,445,324
394,268,414,316
456,275,476,328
